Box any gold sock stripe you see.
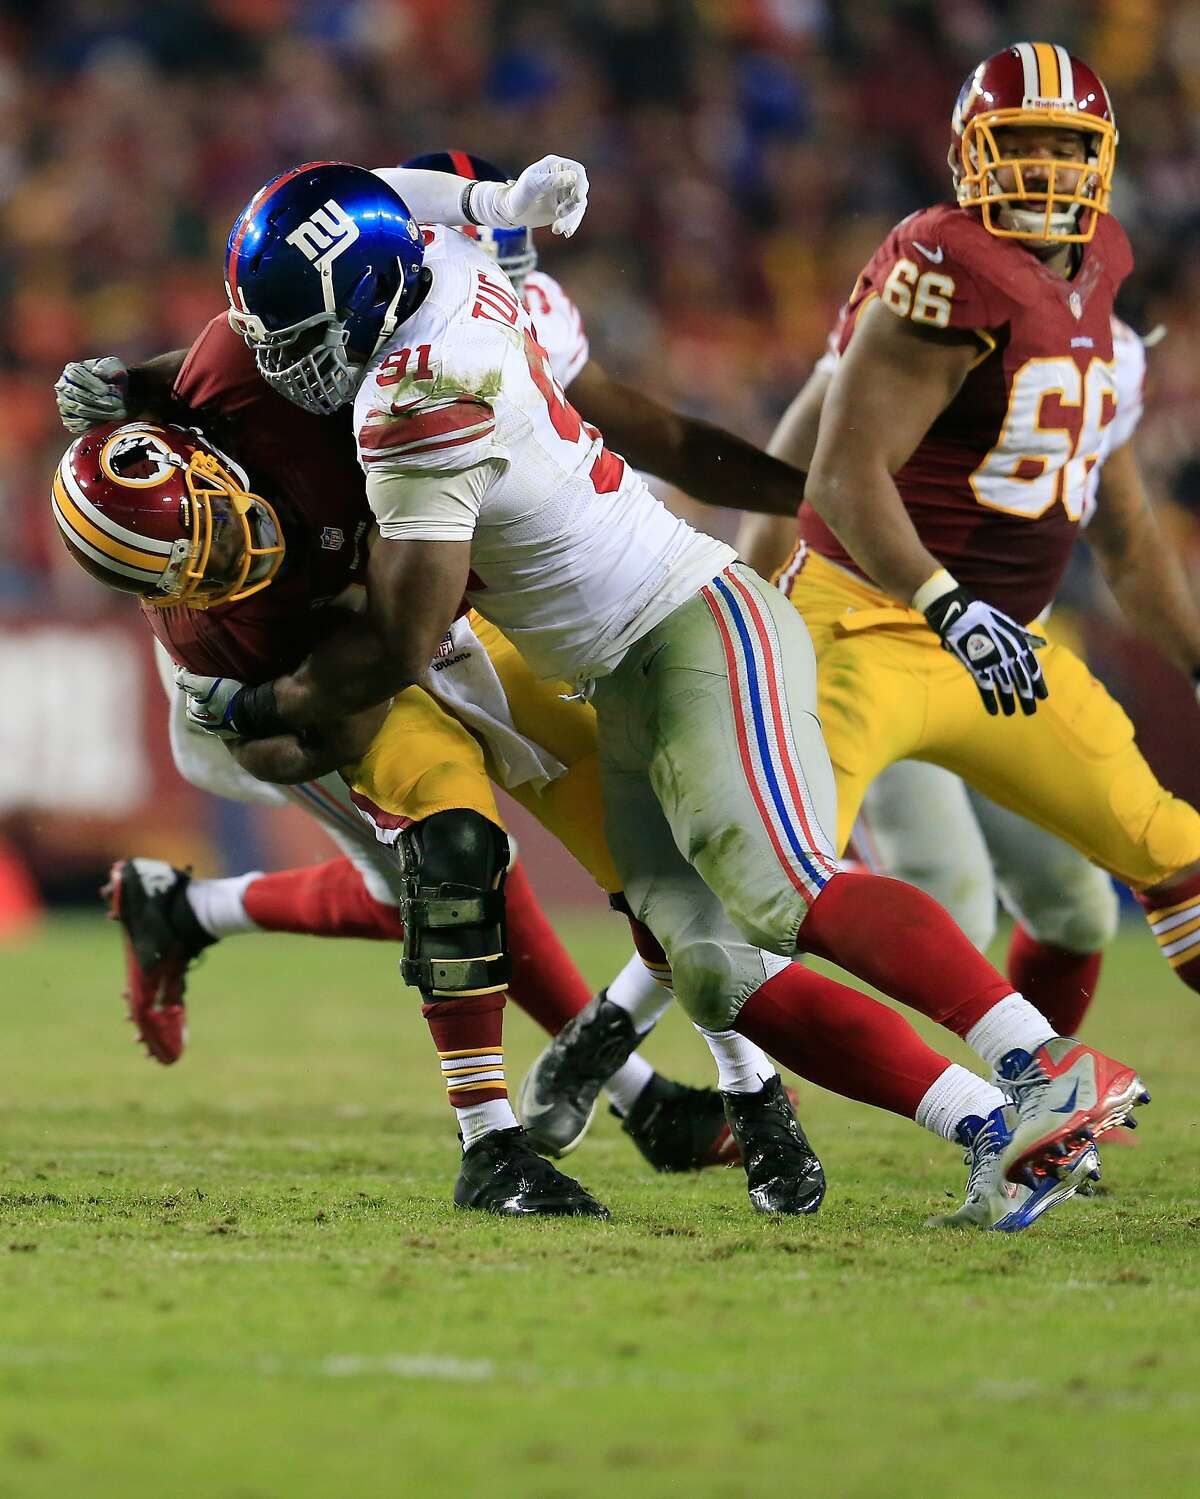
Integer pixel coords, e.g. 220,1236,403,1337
1146,892,1200,922
447,1078,508,1095
1162,927,1200,965
438,1046,505,1060
1153,913,1200,947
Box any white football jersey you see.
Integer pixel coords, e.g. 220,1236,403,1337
522,270,590,389
354,227,733,682
1080,316,1147,525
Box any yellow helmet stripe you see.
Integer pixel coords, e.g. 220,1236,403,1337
1032,41,1062,98
51,472,166,578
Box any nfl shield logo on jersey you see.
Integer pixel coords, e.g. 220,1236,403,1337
320,526,344,550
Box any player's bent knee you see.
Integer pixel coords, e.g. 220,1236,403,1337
398,810,511,999
666,936,770,1031
1025,872,1120,953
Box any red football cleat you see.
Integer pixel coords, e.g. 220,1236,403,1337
998,1037,1150,1185
103,858,211,1065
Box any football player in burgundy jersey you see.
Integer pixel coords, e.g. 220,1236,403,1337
741,316,1147,1043
763,42,1200,1038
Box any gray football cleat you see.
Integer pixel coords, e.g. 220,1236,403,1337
517,991,640,1156
928,1105,1100,1232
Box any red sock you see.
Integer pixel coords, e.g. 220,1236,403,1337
243,858,405,940
504,862,592,1034
422,993,508,1108
1137,871,1200,993
1007,925,1102,1035
735,964,949,1120
799,871,1013,1038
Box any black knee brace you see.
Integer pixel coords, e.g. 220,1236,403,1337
397,809,511,998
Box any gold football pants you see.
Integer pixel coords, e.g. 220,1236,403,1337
781,551,1200,890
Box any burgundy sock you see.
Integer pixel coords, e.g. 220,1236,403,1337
1137,871,1200,994
422,992,508,1108
1006,924,1102,1036
504,862,592,1035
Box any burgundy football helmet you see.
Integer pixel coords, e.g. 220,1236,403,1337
951,42,1118,243
52,421,284,608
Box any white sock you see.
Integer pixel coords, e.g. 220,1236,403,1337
605,953,673,1034
186,872,263,939
604,1053,655,1117
915,1063,1008,1143
963,993,1057,1071
697,1027,777,1093
457,1097,518,1149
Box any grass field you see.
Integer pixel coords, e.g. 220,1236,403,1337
2,912,1199,1499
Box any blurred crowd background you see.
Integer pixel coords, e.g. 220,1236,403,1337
2,0,1199,913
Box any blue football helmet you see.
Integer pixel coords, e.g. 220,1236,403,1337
403,150,537,293
225,161,426,415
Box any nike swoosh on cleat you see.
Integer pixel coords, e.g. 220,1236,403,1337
1049,1082,1079,1114
913,241,944,263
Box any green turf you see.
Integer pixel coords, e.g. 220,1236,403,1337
1,913,1198,1499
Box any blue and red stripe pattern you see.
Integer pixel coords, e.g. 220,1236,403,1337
285,779,377,844
699,567,839,909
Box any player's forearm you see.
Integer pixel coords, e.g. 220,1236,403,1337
664,418,807,516
1099,542,1200,678
572,372,805,515
228,734,345,785
273,630,412,728
126,350,189,418
804,460,942,604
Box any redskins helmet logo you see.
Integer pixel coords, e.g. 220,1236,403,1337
99,427,183,488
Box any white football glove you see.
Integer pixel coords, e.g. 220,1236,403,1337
54,357,130,434
918,574,1048,718
175,668,247,741
472,155,589,238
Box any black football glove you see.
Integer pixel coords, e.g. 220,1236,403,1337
923,585,1048,718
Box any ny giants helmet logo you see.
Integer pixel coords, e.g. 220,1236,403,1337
285,199,360,272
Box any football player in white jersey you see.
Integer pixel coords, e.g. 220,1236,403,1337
738,316,1151,1040
55,153,825,1201
193,161,1149,1208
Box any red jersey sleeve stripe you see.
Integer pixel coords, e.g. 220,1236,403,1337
361,425,495,462
360,398,493,447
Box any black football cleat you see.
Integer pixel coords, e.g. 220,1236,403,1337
721,1075,825,1215
617,1074,740,1173
453,1127,610,1218
103,858,214,1065
517,991,641,1156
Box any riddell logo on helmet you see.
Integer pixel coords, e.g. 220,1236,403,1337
286,199,360,272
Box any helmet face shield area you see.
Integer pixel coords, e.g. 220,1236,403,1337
52,423,285,611
951,43,1118,245
229,306,362,416
171,450,285,610
957,113,1116,243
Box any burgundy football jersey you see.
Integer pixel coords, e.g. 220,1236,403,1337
798,203,1133,622
143,316,374,680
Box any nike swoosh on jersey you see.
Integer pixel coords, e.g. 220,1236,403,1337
912,241,944,263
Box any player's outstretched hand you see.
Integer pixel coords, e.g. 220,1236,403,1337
175,668,247,741
922,583,1048,718
55,357,129,433
481,155,589,237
